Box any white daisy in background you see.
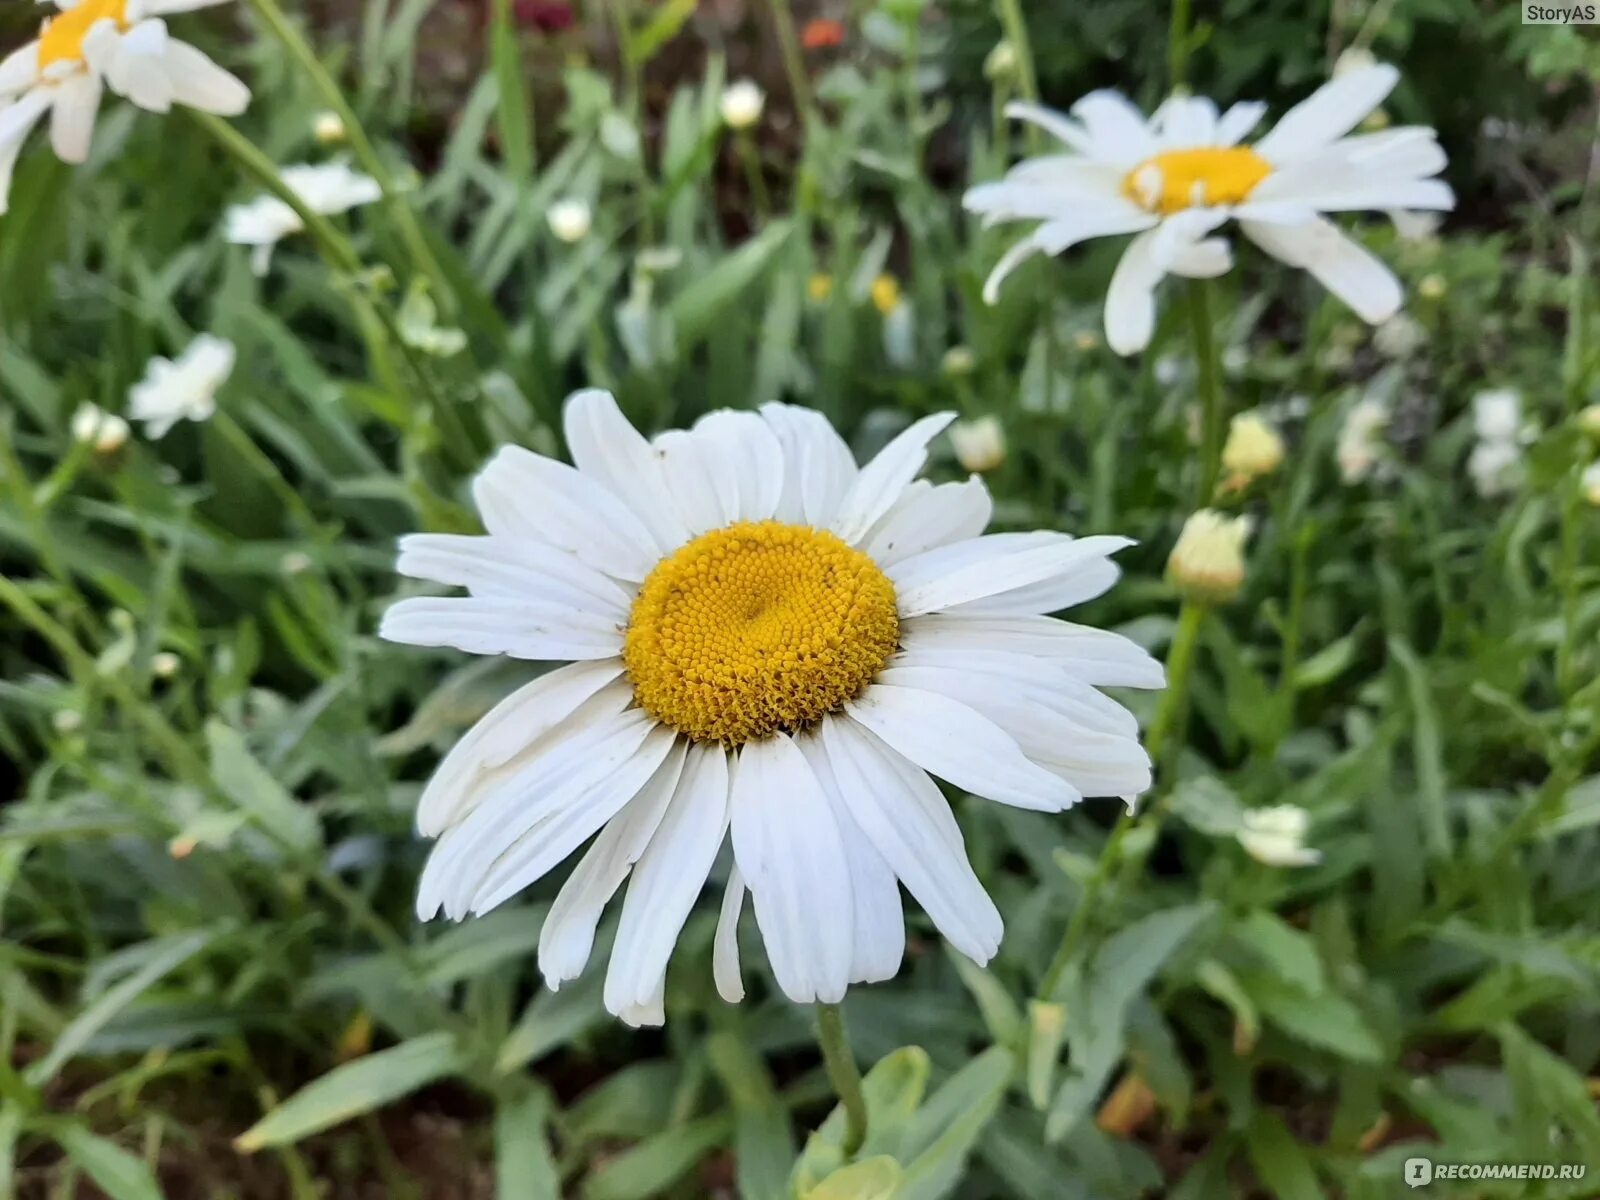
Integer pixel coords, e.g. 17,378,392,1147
1237,805,1321,867
71,401,130,453
964,64,1453,354
0,0,249,216
1336,395,1391,484
1467,388,1529,499
381,390,1162,1025
128,333,234,437
223,160,381,274
1471,388,1523,444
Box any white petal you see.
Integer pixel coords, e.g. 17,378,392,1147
104,20,175,113
760,402,858,528
898,613,1165,689
536,738,690,987
729,734,853,1004
0,89,51,216
964,174,1140,226
604,743,731,1022
415,659,624,837
47,72,100,162
396,534,632,618
161,38,249,115
689,410,785,525
1170,237,1232,278
466,724,679,916
472,445,658,583
846,683,1078,811
1071,90,1159,165
132,0,233,16
829,413,955,545
889,532,1134,617
0,43,39,98
981,236,1046,306
861,476,992,566
378,595,624,661
820,715,1001,965
652,430,726,536
563,389,691,554
1103,228,1164,355
1253,64,1399,163
1152,94,1218,148
797,733,904,985
1215,100,1267,146
1001,101,1094,155
1241,216,1402,324
712,864,747,1003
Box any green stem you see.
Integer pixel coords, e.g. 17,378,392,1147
1186,278,1227,506
815,1003,867,1159
735,131,771,220
993,0,1040,108
1167,0,1193,90
769,0,815,125
243,0,454,312
1036,601,1206,999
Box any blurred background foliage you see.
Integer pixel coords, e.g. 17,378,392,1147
1,0,1598,1196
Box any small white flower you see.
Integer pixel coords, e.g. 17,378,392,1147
380,390,1163,1025
312,109,346,144
52,708,84,735
1468,438,1522,499
128,333,233,438
1167,509,1251,603
151,650,180,678
1471,388,1522,444
0,0,251,216
949,415,1005,472
1373,311,1424,359
1237,805,1320,867
71,402,129,453
720,79,765,130
547,197,592,244
965,64,1453,354
224,161,381,274
1337,397,1389,484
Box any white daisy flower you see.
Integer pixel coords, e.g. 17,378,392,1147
964,64,1453,354
1467,438,1523,499
1336,396,1390,484
381,391,1162,1026
128,333,234,437
0,0,250,216
1237,805,1320,867
1471,388,1523,444
223,160,381,274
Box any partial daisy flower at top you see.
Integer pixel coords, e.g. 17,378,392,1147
223,160,381,274
964,64,1453,354
129,333,234,437
0,0,250,216
381,391,1162,1026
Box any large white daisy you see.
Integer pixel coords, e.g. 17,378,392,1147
381,391,1162,1026
964,64,1453,354
0,0,250,216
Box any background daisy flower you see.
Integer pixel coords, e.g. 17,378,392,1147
964,64,1453,354
128,333,234,438
223,160,381,274
0,0,249,215
381,390,1161,1026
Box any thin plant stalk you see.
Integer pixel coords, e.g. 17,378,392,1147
1187,278,1228,506
769,0,816,126
815,1003,868,1158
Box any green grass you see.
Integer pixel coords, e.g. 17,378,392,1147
1,0,1599,1197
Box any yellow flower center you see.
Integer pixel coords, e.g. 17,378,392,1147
623,521,900,745
38,0,128,69
1123,147,1272,216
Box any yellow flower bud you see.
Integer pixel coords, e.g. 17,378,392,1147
1417,273,1446,299
1221,410,1285,484
807,273,834,303
870,274,902,316
1167,510,1251,604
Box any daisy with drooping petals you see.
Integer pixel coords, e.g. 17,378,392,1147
0,0,250,215
129,333,234,437
223,160,381,274
964,64,1453,354
381,390,1162,1026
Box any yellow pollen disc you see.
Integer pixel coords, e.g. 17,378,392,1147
38,0,129,70
624,521,899,745
1123,146,1271,216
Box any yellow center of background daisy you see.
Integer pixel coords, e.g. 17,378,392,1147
623,521,899,745
39,0,129,69
1123,146,1271,215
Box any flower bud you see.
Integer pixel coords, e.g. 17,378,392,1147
720,80,765,130
547,198,592,244
949,415,1004,473
940,345,976,377
1576,404,1600,439
870,274,902,316
1237,805,1321,867
984,40,1018,81
1583,462,1600,507
1417,273,1446,299
313,111,346,145
72,403,130,454
1221,410,1284,484
1167,510,1251,604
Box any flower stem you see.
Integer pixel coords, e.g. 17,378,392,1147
1035,600,1206,1000
1167,0,1193,90
815,1003,867,1159
769,0,815,126
993,0,1040,107
243,0,455,312
1186,278,1227,506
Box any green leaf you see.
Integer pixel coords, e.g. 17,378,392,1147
945,945,1022,1047
236,1032,466,1151
494,1087,561,1200
51,1124,164,1200
27,930,211,1086
488,0,534,187
706,1031,792,1200
585,1113,731,1200
1244,1112,1322,1200
669,221,793,349
801,1156,902,1200
895,1047,1015,1199
1024,1001,1067,1110
794,1046,930,1190
496,970,606,1073
205,719,321,857
1232,911,1325,995
626,0,697,64
1243,975,1383,1063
